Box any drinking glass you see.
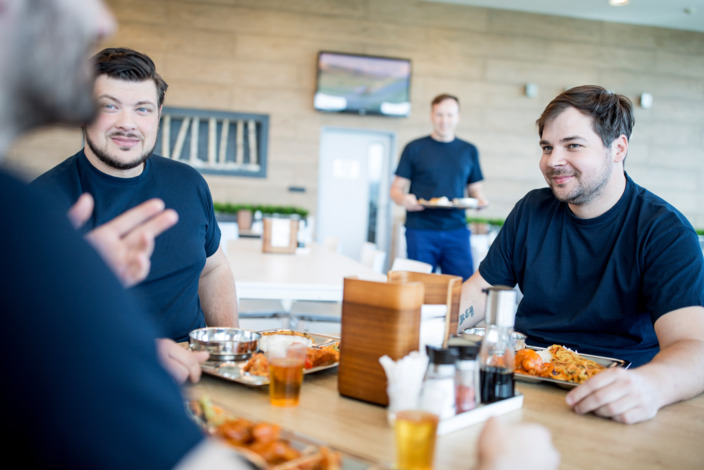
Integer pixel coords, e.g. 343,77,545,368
394,409,439,470
267,344,307,407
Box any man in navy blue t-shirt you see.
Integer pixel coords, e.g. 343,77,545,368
391,94,489,280
0,0,252,468
33,47,239,345
459,85,704,424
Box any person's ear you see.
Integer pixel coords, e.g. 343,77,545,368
612,134,628,163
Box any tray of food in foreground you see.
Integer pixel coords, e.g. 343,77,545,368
514,345,630,389
188,397,386,469
417,196,479,209
200,330,340,386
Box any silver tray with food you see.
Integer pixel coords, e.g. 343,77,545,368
187,397,387,469
513,344,630,389
199,329,340,386
418,196,480,209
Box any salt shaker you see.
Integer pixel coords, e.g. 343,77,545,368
454,343,480,413
419,345,457,420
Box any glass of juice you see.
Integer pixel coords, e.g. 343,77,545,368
267,344,307,407
394,409,439,470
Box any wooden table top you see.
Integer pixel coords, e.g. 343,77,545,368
187,367,704,469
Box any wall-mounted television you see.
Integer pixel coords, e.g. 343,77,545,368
313,51,412,117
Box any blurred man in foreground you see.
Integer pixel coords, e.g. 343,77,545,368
459,85,704,424
0,0,248,467
0,0,558,468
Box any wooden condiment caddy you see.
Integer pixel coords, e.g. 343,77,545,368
338,277,424,406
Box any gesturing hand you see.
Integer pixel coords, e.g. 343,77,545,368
68,193,179,287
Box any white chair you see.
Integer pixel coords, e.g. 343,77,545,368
371,249,386,273
360,241,377,267
218,221,239,255
390,257,433,273
323,236,341,253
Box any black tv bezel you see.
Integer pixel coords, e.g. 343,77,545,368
313,50,412,117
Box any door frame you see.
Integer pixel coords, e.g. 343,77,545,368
316,126,397,260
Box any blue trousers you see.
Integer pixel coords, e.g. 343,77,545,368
405,227,474,280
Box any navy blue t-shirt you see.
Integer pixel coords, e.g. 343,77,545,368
479,175,704,367
1,170,203,468
32,150,221,342
395,136,483,230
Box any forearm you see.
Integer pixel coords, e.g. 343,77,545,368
199,262,239,328
390,185,407,205
645,307,704,408
458,271,492,331
467,182,489,207
639,337,704,408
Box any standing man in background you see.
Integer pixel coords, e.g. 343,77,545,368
391,94,488,280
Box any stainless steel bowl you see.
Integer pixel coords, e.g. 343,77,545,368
189,327,261,360
462,327,526,350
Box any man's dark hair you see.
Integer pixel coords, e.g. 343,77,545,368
431,93,460,109
536,85,634,147
92,47,168,107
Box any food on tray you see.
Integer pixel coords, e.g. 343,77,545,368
190,397,342,469
514,345,607,384
452,197,479,208
418,196,453,206
244,343,340,377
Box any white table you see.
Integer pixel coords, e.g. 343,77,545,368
227,238,386,326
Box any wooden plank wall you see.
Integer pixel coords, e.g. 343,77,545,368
7,0,704,228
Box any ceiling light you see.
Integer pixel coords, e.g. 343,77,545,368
609,0,630,6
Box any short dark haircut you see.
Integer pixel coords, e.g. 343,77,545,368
431,93,460,109
536,85,634,147
91,47,168,107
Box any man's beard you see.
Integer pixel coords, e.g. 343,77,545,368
547,153,612,205
85,133,155,171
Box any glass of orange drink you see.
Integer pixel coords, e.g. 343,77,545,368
267,343,307,407
394,409,439,470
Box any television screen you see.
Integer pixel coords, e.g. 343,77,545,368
314,51,412,117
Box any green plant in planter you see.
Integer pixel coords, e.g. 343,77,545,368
213,202,308,220
466,216,505,227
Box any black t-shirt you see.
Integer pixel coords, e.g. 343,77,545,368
395,136,483,230
32,150,221,342
1,169,203,468
480,175,704,367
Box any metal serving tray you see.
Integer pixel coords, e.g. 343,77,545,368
200,330,340,386
514,346,631,389
418,197,479,209
187,398,387,469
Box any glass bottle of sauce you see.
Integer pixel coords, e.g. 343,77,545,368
479,286,517,403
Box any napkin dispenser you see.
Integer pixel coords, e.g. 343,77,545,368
262,216,299,254
338,277,424,406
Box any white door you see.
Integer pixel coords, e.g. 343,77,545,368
316,127,394,264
